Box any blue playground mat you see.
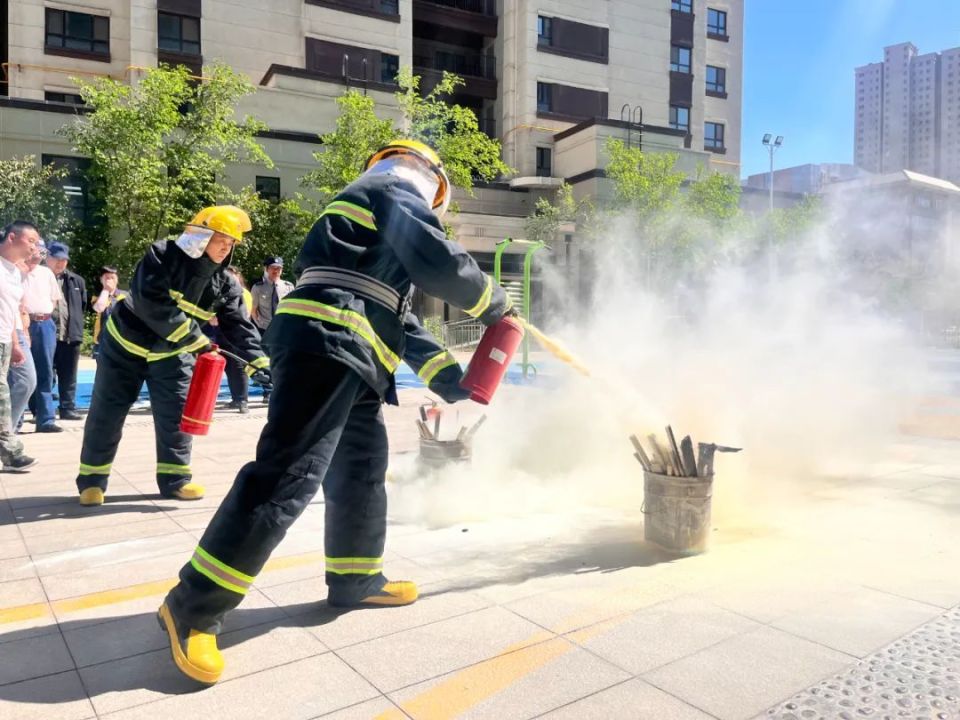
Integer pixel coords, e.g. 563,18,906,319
71,361,550,409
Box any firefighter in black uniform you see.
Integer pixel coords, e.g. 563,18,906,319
76,206,271,507
158,140,513,685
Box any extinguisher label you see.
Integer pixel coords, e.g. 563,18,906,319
488,348,507,365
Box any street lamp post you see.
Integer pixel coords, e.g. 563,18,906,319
762,133,784,211
762,134,784,279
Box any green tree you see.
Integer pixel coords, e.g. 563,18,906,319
684,166,742,224
0,156,74,239
604,139,685,218
227,187,316,285
768,194,822,245
300,91,394,201
59,63,271,275
524,183,592,245
302,67,511,203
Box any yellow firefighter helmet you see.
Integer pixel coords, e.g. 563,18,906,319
365,140,450,214
187,205,252,243
176,206,252,259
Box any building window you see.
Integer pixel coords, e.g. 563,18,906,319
45,91,85,105
381,53,399,83
256,176,281,202
704,121,725,151
538,16,553,47
670,45,691,74
42,155,96,227
706,65,726,94
537,82,553,113
536,147,553,176
707,8,728,38
669,105,690,132
158,12,200,56
672,0,693,13
45,9,109,59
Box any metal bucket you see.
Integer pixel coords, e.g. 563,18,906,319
642,471,713,554
418,438,471,471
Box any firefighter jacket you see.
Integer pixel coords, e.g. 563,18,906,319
266,172,510,404
107,240,268,372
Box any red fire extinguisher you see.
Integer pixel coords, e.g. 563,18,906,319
459,315,524,405
180,346,227,436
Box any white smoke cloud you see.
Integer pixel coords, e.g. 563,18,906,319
390,202,937,531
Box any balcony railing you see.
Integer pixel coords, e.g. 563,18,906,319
419,0,495,15
413,52,496,79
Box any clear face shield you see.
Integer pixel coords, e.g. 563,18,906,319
175,226,216,259
366,155,448,217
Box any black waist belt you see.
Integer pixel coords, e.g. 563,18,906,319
297,266,411,317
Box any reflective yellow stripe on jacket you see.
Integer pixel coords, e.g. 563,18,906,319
418,350,457,386
169,290,216,321
275,297,400,373
106,315,208,362
320,201,377,231
244,355,270,378
465,275,494,318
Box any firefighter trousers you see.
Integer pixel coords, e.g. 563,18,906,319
165,349,389,634
76,329,195,496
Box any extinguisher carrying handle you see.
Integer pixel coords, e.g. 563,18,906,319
212,346,273,389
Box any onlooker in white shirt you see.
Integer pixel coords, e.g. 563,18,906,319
7,251,38,434
23,240,64,432
0,221,40,471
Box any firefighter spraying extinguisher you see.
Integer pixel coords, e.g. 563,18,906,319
159,139,515,686
75,206,271,507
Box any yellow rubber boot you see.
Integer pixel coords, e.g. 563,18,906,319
157,603,223,685
170,483,205,500
331,580,419,608
79,488,104,506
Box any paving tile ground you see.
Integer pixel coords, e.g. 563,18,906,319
0,384,958,719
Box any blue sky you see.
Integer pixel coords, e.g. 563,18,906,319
740,0,960,179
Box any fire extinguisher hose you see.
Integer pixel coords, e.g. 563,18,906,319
212,346,255,370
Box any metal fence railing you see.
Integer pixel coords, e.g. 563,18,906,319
443,317,485,349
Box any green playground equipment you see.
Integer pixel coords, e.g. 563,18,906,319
493,238,550,379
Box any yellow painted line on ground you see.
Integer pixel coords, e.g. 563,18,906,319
0,550,326,626
377,620,625,720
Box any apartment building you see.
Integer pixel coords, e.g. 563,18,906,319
1,0,742,287
855,42,960,183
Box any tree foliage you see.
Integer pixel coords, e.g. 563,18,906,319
524,183,592,245
226,188,316,285
0,156,74,240
605,140,685,218
301,68,511,203
684,167,742,224
59,63,271,275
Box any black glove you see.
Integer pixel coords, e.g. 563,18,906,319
503,305,520,318
432,382,473,404
250,368,272,391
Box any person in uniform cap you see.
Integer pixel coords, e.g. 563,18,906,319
45,241,86,421
249,256,293,335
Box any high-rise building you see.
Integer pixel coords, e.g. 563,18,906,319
1,0,742,314
855,42,960,181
